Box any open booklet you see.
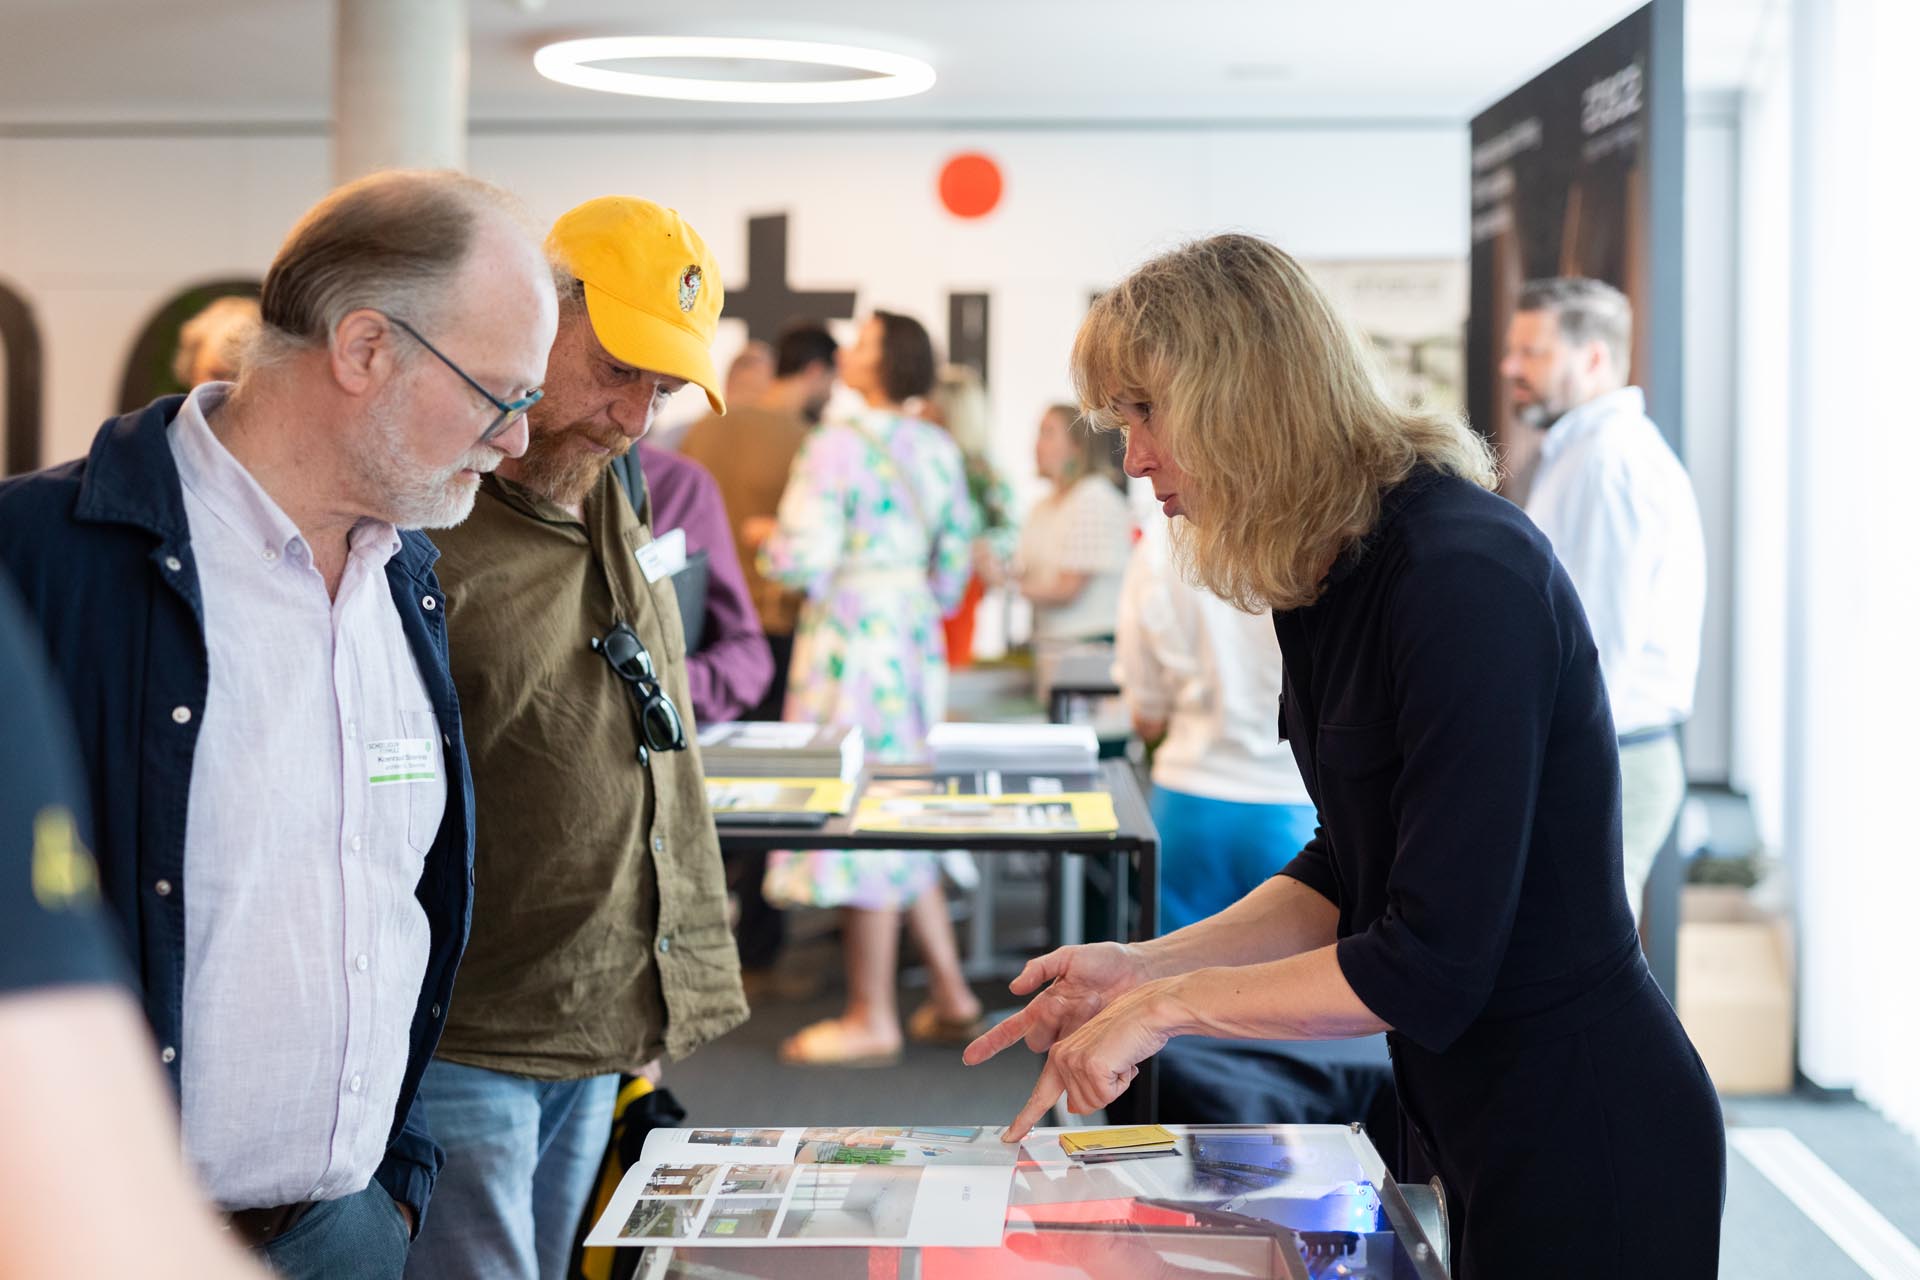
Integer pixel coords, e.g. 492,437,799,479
586,1125,1020,1249
848,772,1118,836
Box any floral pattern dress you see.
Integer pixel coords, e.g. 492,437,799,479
758,408,977,909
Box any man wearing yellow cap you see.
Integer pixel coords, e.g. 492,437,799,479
404,198,748,1280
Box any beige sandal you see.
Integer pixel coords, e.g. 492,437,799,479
907,1003,987,1045
778,1019,903,1068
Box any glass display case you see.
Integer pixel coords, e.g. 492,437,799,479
626,1124,1451,1280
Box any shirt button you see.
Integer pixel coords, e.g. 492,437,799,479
346,720,358,740
657,936,671,955
171,706,193,725
349,835,363,853
355,954,370,972
155,879,172,896
652,836,665,854
349,1074,364,1094
262,548,278,562
160,1045,176,1064
163,555,182,572
421,595,437,611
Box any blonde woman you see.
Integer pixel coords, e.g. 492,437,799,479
966,235,1723,1277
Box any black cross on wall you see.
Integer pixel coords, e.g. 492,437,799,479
727,213,858,342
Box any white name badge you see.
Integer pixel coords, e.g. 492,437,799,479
635,527,689,584
367,738,437,786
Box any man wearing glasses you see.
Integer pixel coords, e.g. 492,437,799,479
405,197,749,1280
0,169,559,1278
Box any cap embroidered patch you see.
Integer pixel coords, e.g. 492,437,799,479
677,265,702,313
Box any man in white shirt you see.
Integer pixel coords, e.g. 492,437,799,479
1502,277,1706,920
0,169,559,1279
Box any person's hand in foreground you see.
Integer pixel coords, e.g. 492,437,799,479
963,943,1150,1067
964,942,1173,1141
995,976,1195,1142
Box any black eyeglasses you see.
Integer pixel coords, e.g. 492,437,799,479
590,621,687,765
381,312,544,445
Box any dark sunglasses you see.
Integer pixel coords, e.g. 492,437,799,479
381,312,544,446
590,621,687,765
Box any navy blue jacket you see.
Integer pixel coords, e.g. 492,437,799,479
0,397,474,1225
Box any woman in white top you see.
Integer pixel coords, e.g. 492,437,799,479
1114,516,1318,932
1016,405,1134,670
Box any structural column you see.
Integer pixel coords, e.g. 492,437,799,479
334,0,468,184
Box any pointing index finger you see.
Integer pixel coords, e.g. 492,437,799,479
1004,1059,1065,1143
963,1007,1036,1066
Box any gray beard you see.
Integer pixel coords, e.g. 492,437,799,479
358,395,496,530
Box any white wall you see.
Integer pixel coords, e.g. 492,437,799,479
1731,41,1792,856
0,123,1469,509
1764,0,1920,1138
1682,100,1739,786
0,115,1763,765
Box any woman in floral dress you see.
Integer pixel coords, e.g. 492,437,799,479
757,311,984,1065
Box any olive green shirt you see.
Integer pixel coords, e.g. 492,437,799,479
430,468,747,1078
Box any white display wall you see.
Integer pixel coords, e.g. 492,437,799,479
0,123,1468,500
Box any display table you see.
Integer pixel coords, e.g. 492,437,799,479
621,1123,1450,1279
714,758,1162,1114
715,757,1159,945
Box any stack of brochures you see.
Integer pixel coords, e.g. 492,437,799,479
1058,1124,1179,1163
925,722,1098,774
698,722,864,782
699,723,864,827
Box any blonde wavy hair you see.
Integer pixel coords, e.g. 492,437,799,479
1073,233,1495,611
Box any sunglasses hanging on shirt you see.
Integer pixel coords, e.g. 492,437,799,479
590,621,687,765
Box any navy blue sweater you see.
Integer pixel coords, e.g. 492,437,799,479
1274,468,1643,1053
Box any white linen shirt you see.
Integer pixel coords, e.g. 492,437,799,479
1114,518,1312,806
1522,386,1707,737
168,384,443,1210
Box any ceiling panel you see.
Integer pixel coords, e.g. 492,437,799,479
0,0,1773,127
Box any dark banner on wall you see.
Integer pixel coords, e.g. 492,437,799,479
1466,1,1684,488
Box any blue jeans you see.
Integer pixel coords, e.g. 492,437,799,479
1149,786,1318,934
403,1059,618,1280
262,1181,411,1280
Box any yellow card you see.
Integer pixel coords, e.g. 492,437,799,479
1059,1124,1177,1156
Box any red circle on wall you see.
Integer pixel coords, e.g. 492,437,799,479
938,152,1004,219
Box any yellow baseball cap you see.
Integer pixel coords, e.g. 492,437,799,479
547,197,727,414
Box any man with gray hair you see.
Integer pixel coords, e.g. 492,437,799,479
0,168,558,1278
1501,276,1706,921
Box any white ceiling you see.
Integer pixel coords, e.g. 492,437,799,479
0,0,1777,127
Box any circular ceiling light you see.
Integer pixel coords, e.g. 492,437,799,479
533,36,936,104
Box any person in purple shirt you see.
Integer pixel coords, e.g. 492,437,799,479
635,442,773,724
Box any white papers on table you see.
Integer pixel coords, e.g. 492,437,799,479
925,722,1098,773
586,1125,1018,1249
